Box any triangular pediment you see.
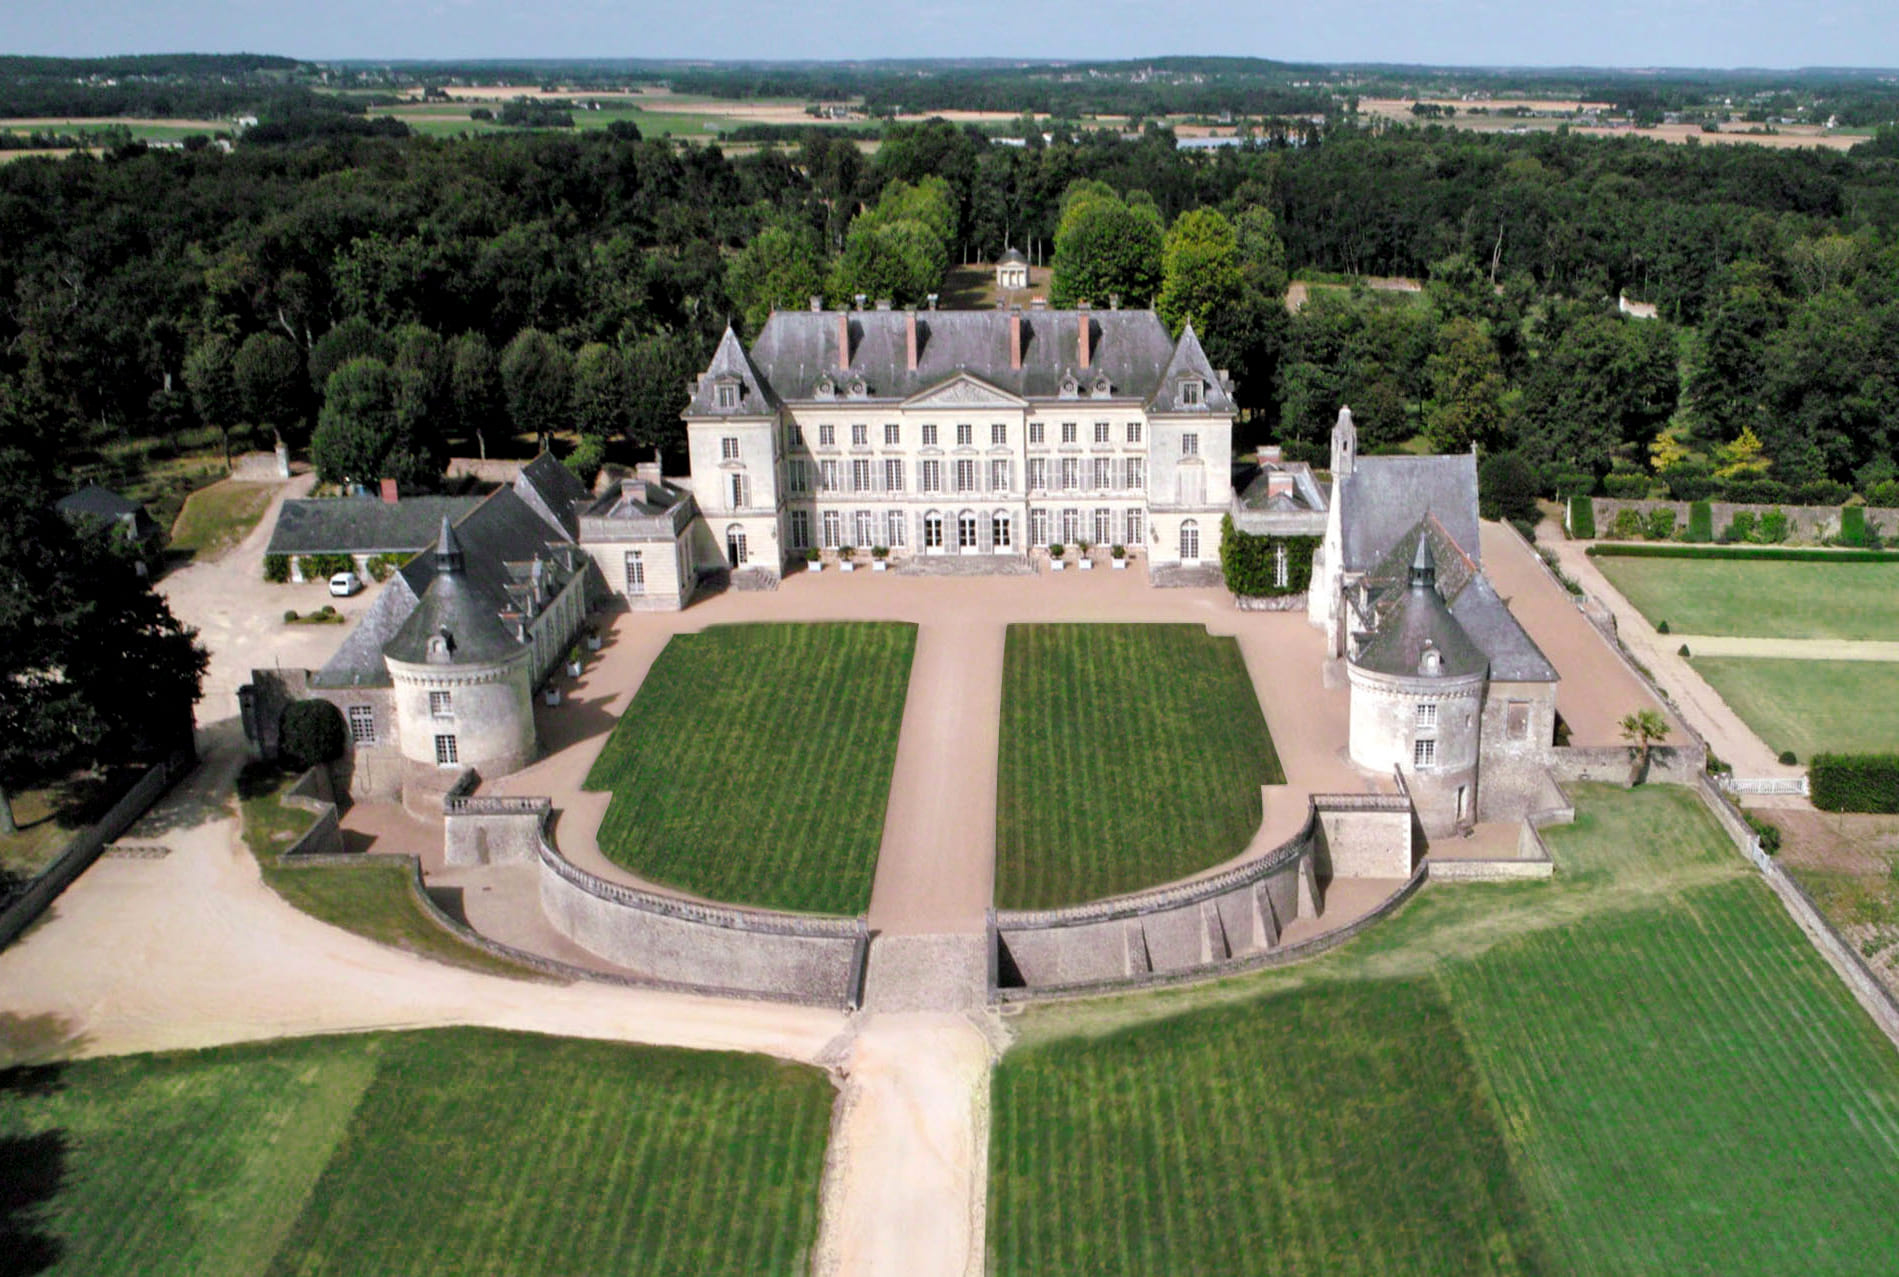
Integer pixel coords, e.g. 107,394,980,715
902,372,1026,409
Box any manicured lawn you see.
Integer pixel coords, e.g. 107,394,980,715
1595,555,1899,640
1692,656,1899,757
0,1028,834,1276
167,478,275,561
995,624,1281,909
0,766,144,887
586,623,916,914
991,784,1899,1272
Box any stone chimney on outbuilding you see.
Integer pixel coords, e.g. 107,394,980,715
1008,307,1022,371
905,307,918,371
380,477,399,505
1077,301,1092,368
836,310,851,371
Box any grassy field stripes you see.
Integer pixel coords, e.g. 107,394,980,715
1691,656,1899,757
0,1029,834,1276
996,624,1282,909
989,978,1547,1274
1593,554,1899,640
585,622,915,915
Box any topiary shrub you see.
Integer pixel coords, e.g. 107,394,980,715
283,609,299,623
1678,643,1691,657
1645,507,1677,540
1685,500,1714,543
1794,479,1851,506
1722,477,1789,505
1778,750,1798,765
1566,495,1596,539
1611,508,1644,540
1811,753,1899,813
1603,473,1649,499
278,699,346,771
1657,619,1670,634
1840,505,1869,547
1722,510,1757,544
1554,471,1597,500
1757,507,1790,544
264,553,291,583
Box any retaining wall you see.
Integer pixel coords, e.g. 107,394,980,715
1585,499,1899,545
279,765,344,858
1551,744,1705,786
443,795,549,866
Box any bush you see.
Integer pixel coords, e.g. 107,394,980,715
1778,750,1798,765
1657,619,1670,634
264,553,291,583
301,552,353,579
1795,479,1851,506
1757,507,1790,543
1685,500,1714,543
1478,451,1540,524
1604,473,1650,499
1663,461,1718,502
1722,477,1789,505
1611,508,1644,540
1587,543,1899,563
1508,517,1537,544
278,699,346,771
564,434,606,488
1811,753,1899,813
805,546,820,562
1048,543,1065,559
1839,505,1869,547
1566,495,1596,539
1722,510,1757,543
1553,471,1596,500
1645,507,1677,540
1745,811,1782,855
283,609,299,622
1678,643,1691,657
1869,479,1899,508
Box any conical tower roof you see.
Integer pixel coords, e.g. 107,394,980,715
1354,537,1487,680
383,514,519,667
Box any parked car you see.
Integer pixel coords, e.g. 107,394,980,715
328,571,364,597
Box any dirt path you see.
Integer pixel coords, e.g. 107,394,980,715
813,1012,999,1277
1539,531,1801,778
1671,635,1899,662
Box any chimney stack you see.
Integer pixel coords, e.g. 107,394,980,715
1077,300,1092,369
379,477,398,505
905,307,918,372
836,310,851,371
1008,307,1022,371
1267,470,1293,499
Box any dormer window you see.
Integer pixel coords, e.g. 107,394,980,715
1419,641,1443,677
846,375,868,399
1059,374,1079,399
1092,373,1112,396
714,379,740,410
815,374,836,400
1179,377,1203,407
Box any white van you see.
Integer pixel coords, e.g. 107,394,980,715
328,571,364,598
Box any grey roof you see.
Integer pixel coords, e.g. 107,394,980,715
312,573,418,688
385,514,523,667
514,450,592,539
584,476,689,519
1337,454,1480,573
685,325,781,417
268,495,481,556
999,248,1028,265
1238,462,1326,513
1353,539,1488,680
730,308,1194,406
1365,516,1478,606
1450,573,1559,683
1146,322,1236,414
57,484,143,521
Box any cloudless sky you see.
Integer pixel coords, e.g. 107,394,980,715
1,0,1894,70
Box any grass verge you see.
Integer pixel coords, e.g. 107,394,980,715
1691,656,1899,757
167,478,275,561
996,623,1281,909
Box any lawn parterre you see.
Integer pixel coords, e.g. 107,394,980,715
1593,553,1899,640
0,1028,834,1277
586,622,916,915
995,623,1282,909
990,784,1899,1273
1691,657,1899,758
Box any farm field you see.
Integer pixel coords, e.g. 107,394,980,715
1691,656,1899,757
990,784,1899,1272
995,623,1282,909
1593,554,1899,640
586,622,915,914
0,1028,834,1276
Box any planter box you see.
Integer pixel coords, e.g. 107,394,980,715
584,634,602,651
1078,558,1094,571
565,661,582,677
809,561,823,573
872,560,888,572
840,561,856,573
1111,558,1128,570
1050,560,1066,572
544,688,562,706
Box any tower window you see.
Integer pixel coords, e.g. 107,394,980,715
1413,738,1436,768
435,734,459,766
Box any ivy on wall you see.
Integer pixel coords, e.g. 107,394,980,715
1219,516,1320,598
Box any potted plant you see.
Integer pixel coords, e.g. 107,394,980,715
839,545,857,572
1077,539,1094,570
1048,542,1066,571
872,545,889,572
565,644,583,678
1111,543,1128,570
544,685,562,706
584,625,603,652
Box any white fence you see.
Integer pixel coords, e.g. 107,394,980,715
1723,775,1810,798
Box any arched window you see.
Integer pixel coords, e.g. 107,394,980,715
1180,519,1200,562
957,511,979,550
725,524,748,567
923,511,945,550
992,510,1013,550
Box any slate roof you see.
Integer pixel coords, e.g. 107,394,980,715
1354,540,1489,680
57,484,143,521
1449,574,1558,683
312,573,418,688
268,495,481,556
385,516,523,667
1147,322,1236,414
1237,463,1326,513
684,325,782,417
513,450,592,540
1336,454,1481,573
726,308,1207,407
999,247,1028,264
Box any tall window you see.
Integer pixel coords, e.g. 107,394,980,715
790,510,810,550
855,510,876,546
715,383,738,409
819,424,836,447
720,436,740,461
884,423,900,445
726,526,748,566
1027,458,1047,491
992,512,1013,548
920,460,942,492
885,510,907,548
1060,457,1079,491
1125,458,1145,490
822,510,842,549
884,459,905,491
624,551,645,595
1125,509,1144,548
924,513,944,548
1180,519,1200,561
1181,433,1199,457
788,424,803,447
1274,543,1290,588
1061,508,1080,544
989,459,1011,492
851,423,868,446
728,473,747,509
956,422,973,446
347,704,375,745
1094,508,1113,545
787,459,808,493
1030,508,1050,546
1092,458,1112,491
955,459,976,492
434,734,459,766
1029,421,1045,444
1416,702,1438,729
958,511,979,549
1126,420,1143,444
991,423,1007,445
429,690,452,718
922,423,939,446
820,460,840,492
1061,421,1077,444
851,459,872,492
1414,738,1437,768
1094,421,1110,443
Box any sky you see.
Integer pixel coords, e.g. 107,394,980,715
1,0,1895,70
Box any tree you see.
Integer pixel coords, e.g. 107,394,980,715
827,218,943,308
308,318,391,397
232,331,307,445
448,331,502,460
726,224,828,333
1423,319,1508,452
1516,309,1679,479
1478,451,1541,524
182,333,241,468
1157,208,1241,338
624,333,695,459
278,699,345,772
1619,708,1671,786
1050,187,1163,308
499,328,574,448
571,343,631,440
309,357,442,490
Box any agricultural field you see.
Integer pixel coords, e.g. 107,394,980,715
1691,656,1899,758
0,1028,833,1276
586,622,916,914
991,784,1899,1272
995,623,1282,909
1594,553,1899,640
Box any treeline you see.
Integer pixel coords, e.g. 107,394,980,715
0,54,322,120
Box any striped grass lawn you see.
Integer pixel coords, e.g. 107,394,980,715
996,624,1282,909
990,784,1899,1272
1690,656,1899,758
0,1028,833,1276
1594,555,1899,640
585,622,915,915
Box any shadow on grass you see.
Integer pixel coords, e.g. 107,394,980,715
0,1025,77,1277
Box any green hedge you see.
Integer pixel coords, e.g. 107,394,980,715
264,553,291,583
299,552,354,579
1811,753,1899,813
1567,495,1596,539
1685,500,1713,543
1840,505,1869,547
1219,516,1319,598
1586,544,1899,563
